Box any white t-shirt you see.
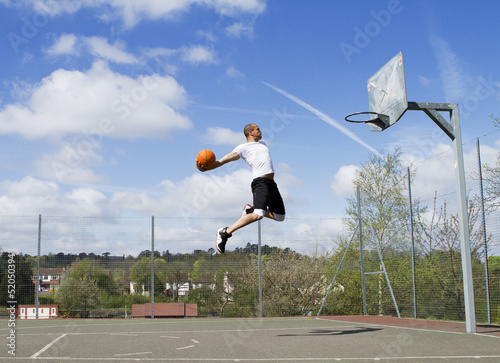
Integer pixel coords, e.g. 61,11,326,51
233,141,274,179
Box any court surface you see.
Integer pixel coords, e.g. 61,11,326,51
2,315,499,362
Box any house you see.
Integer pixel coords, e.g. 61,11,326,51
32,268,64,293
165,280,190,297
191,274,215,290
129,272,235,298
129,281,147,295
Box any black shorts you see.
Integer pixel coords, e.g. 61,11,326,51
251,177,286,216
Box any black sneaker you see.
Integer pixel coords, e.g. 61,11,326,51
216,227,232,253
240,204,254,218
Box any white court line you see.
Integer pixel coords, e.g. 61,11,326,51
114,351,152,357
315,316,467,336
30,333,67,359
18,325,356,338
8,355,500,361
475,333,500,339
314,316,500,338
176,338,199,350
176,345,195,350
11,317,299,332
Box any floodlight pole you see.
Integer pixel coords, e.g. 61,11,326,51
407,102,476,334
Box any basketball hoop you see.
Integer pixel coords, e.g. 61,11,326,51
345,111,390,131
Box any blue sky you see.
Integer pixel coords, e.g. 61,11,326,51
0,0,499,255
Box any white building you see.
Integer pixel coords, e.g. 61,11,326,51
18,305,58,319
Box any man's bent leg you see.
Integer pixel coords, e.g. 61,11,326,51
227,211,263,234
264,210,285,221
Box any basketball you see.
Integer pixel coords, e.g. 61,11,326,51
197,149,216,169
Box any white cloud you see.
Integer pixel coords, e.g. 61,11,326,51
267,218,346,255
44,34,138,64
330,165,359,197
45,33,78,55
84,36,138,64
180,45,218,65
64,187,108,215
0,167,253,218
31,0,83,16
419,75,431,87
225,22,254,38
0,164,313,254
1,176,59,198
156,168,253,218
142,44,218,69
211,0,266,16
109,191,158,215
155,226,206,253
0,176,108,216
25,0,267,28
197,30,217,42
430,36,467,101
400,140,500,213
141,47,177,59
204,127,245,146
226,66,245,78
0,60,192,140
33,141,106,184
406,144,456,201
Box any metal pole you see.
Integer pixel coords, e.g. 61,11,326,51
317,223,359,316
375,246,400,318
408,168,417,319
36,214,41,319
357,187,367,315
258,220,263,318
407,102,476,333
151,215,155,319
451,106,476,333
476,138,491,324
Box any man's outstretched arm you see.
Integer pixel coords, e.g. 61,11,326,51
196,151,240,172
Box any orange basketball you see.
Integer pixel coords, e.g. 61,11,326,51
197,149,216,169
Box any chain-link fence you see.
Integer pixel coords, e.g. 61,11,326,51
1,132,499,323
318,131,500,324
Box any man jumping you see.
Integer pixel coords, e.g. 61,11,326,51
196,123,286,253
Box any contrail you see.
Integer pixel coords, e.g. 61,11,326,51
262,81,381,157
195,104,317,119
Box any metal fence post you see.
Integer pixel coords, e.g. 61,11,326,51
258,220,263,318
36,214,41,319
451,105,476,333
408,168,417,319
357,186,367,315
477,138,491,324
151,215,155,319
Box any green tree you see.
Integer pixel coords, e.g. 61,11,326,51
56,275,99,317
488,256,500,324
415,198,488,321
319,236,364,316
129,257,166,297
481,114,500,211
342,150,426,316
65,258,120,296
344,149,424,253
0,252,34,306
234,249,326,317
